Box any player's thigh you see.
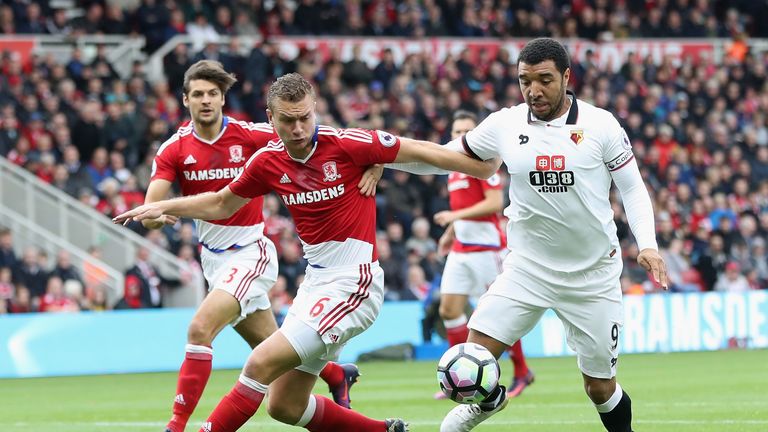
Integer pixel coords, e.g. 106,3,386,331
439,293,469,319
187,289,241,344
267,369,318,424
242,329,303,384
234,308,279,349
288,262,385,364
469,271,547,348
555,264,623,379
440,253,477,298
202,239,279,326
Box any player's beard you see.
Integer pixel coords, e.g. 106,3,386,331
195,109,220,127
534,88,566,122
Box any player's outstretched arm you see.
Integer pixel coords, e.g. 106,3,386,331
113,186,249,225
140,179,179,230
394,137,500,179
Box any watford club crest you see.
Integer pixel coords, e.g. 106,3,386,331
570,129,584,145
571,129,584,145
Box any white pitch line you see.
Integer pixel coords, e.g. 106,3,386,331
13,419,768,428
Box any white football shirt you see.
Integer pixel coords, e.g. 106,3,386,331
462,92,636,272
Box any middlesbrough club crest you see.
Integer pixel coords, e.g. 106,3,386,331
228,145,244,163
322,161,340,182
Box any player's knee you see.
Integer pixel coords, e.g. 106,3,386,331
266,399,303,424
584,378,614,404
187,318,216,345
439,302,461,320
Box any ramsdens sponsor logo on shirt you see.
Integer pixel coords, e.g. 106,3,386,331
183,167,244,181
282,184,345,206
447,179,470,192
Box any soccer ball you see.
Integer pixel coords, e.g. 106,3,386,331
436,342,500,404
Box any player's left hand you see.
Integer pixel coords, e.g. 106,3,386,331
358,164,384,197
433,210,456,227
637,248,669,290
113,204,165,226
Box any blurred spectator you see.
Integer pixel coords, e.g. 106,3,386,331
50,250,83,285
114,274,148,309
0,228,17,270
714,261,751,292
14,246,48,299
8,285,32,313
277,239,307,297
38,276,80,312
125,247,164,308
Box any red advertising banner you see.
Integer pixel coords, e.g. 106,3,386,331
272,37,717,72
0,38,37,64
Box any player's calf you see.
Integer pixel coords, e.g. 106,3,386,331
594,383,633,432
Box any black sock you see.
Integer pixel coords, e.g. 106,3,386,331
479,385,504,410
598,390,633,432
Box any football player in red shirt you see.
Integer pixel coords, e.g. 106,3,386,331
115,72,497,432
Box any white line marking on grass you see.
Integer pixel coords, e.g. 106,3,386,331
14,419,768,428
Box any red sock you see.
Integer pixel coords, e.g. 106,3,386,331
319,362,344,388
306,395,386,432
167,346,213,432
445,323,470,347
507,341,529,378
200,382,265,432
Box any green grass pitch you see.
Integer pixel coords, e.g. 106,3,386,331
3,349,767,431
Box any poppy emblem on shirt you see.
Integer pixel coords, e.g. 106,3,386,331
570,129,584,145
322,161,340,182
229,145,244,163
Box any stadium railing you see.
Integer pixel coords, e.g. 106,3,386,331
0,34,145,79
0,156,181,305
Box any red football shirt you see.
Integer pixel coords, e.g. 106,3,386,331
151,117,277,250
230,126,400,267
447,172,506,252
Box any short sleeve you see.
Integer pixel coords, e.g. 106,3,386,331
242,121,278,149
480,172,503,191
602,115,636,173
462,112,502,161
229,153,272,199
151,139,178,182
339,128,401,166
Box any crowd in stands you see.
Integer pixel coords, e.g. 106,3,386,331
2,0,768,46
0,0,767,314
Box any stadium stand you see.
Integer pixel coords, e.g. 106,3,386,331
0,0,766,315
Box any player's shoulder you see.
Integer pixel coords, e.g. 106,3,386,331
318,125,374,144
574,98,620,129
227,117,274,135
157,123,194,155
486,103,528,124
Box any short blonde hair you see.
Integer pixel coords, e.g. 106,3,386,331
267,73,315,111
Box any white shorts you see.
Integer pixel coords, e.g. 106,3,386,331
469,252,624,379
440,249,506,298
281,261,384,375
200,238,279,326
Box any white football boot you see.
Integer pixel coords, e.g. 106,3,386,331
439,386,508,432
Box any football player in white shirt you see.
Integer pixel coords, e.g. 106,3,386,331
115,73,497,432
433,110,534,400
439,38,668,432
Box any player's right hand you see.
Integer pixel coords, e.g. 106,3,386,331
141,215,179,230
637,248,669,290
113,205,165,226
433,210,457,227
